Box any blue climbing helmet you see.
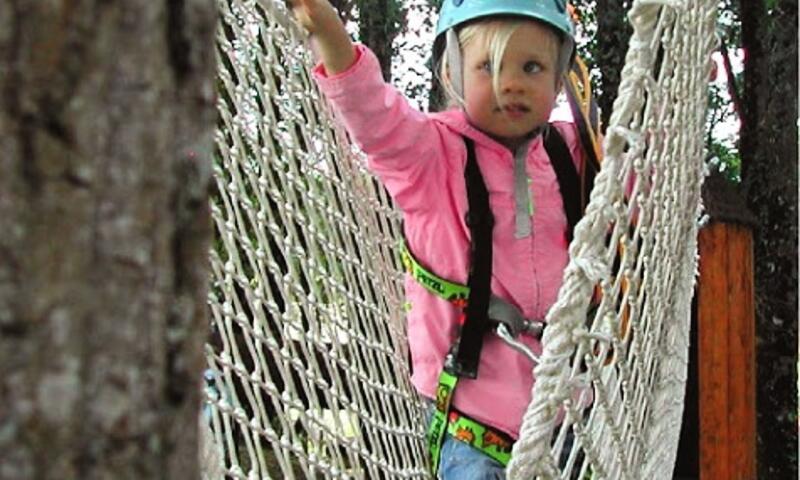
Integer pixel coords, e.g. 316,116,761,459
436,0,574,39
432,0,575,73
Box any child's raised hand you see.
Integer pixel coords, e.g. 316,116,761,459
286,0,355,75
287,0,339,35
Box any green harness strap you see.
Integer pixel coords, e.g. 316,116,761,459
400,242,469,306
428,370,515,472
446,404,513,465
402,244,518,469
428,370,515,470
428,370,458,474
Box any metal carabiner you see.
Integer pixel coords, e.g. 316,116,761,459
496,323,540,365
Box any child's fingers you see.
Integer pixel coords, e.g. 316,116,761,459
285,0,345,44
286,0,318,32
286,0,320,14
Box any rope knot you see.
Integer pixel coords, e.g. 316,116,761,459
570,256,605,284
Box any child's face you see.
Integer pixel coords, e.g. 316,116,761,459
461,21,561,150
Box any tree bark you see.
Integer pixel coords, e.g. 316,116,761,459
356,0,404,81
739,0,799,477
0,1,217,478
594,0,631,131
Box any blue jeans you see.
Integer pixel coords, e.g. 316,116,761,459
424,401,506,480
424,400,577,480
437,432,506,479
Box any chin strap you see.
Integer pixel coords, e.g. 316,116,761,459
446,28,464,102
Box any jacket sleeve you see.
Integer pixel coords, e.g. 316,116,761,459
312,44,447,213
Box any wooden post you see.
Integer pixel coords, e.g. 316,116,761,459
696,172,757,479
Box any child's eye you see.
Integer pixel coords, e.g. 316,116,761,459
523,61,542,74
480,60,492,72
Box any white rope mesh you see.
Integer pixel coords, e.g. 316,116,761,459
201,0,717,478
203,0,428,477
507,0,716,478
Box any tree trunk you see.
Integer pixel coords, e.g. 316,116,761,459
594,0,632,131
357,0,404,81
739,0,799,477
0,1,217,478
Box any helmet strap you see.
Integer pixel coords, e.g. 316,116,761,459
445,29,464,102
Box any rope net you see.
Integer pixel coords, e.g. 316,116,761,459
507,0,716,477
201,0,717,478
203,1,425,477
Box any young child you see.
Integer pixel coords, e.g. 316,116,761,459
290,0,587,477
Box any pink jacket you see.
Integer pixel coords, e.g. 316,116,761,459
314,45,585,439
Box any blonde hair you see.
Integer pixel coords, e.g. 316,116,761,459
437,18,573,108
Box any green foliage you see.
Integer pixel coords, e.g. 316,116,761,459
393,0,441,108
356,0,405,39
764,0,780,12
572,0,632,129
706,79,742,182
706,141,741,183
703,1,742,183
354,0,407,79
717,0,741,46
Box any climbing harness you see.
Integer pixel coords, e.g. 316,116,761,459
405,124,596,475
400,243,544,358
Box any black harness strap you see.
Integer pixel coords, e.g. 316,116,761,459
544,126,583,242
445,138,494,379
564,77,600,213
443,127,593,378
